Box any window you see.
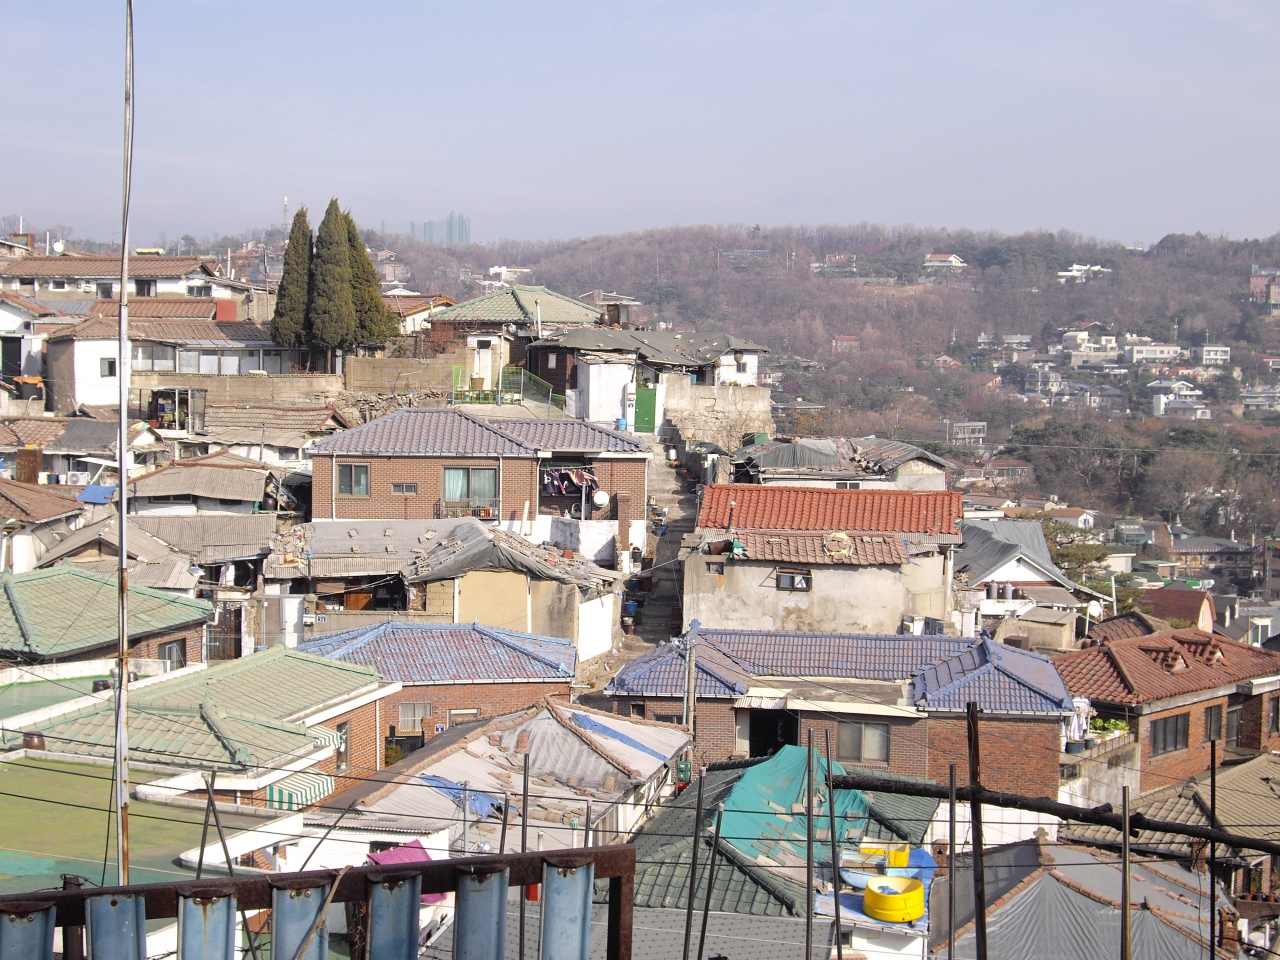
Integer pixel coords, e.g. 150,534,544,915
338,463,369,496
1204,705,1222,742
837,721,890,764
736,361,748,373
1270,697,1279,735
334,721,350,772
1151,713,1189,755
148,493,192,503
448,708,480,728
776,568,811,591
159,639,185,671
443,467,499,516
397,701,432,732
630,703,645,719
100,358,116,378
655,714,681,725
131,344,175,372
391,483,418,495
260,350,285,374
835,481,862,490
134,279,156,297
50,280,67,291
187,284,212,298
546,352,557,370
96,282,114,299
1227,705,1243,747
706,561,725,575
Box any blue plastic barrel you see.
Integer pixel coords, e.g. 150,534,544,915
622,601,638,617
615,418,627,431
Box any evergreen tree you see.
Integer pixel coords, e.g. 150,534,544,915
307,199,356,368
271,207,311,349
343,211,398,344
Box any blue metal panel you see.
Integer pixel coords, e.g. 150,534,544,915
453,866,508,960
539,860,593,960
177,892,238,960
269,884,328,960
85,893,147,960
0,902,56,960
363,873,420,960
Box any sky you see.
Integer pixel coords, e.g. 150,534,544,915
5,1,1279,246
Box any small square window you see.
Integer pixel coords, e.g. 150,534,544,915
546,352,557,370
391,483,417,495
96,282,113,299
630,703,645,719
338,463,369,496
398,701,432,732
736,361,748,373
159,639,185,671
335,721,350,772
837,721,890,764
1205,705,1222,741
50,280,67,291
134,279,156,297
776,568,811,591
706,561,725,575
655,714,681,725
100,358,117,378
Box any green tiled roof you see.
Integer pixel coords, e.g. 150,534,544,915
429,285,601,326
0,646,381,771
0,566,213,658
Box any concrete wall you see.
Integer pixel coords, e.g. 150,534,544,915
711,351,759,386
576,593,616,662
132,371,346,403
72,338,122,408
682,554,947,633
659,374,774,450
457,569,530,632
1058,735,1140,809
344,355,459,393
550,516,618,564
583,362,634,424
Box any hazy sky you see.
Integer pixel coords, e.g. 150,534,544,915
6,1,1279,245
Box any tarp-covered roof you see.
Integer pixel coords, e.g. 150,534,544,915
953,519,1076,590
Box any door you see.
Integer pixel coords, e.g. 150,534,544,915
634,386,657,433
0,338,20,383
749,709,798,758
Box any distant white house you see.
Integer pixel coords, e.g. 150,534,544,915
923,253,966,271
1190,343,1231,365
1125,342,1182,363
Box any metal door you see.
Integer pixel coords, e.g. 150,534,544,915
633,387,657,433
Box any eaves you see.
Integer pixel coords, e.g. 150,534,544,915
288,680,400,725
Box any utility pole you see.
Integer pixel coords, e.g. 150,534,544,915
1209,738,1217,957
948,764,956,960
966,702,987,960
1121,785,1131,960
682,624,698,732
804,733,814,960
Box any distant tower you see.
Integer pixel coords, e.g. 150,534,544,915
282,196,288,233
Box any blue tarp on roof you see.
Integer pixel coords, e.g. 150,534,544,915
78,485,115,504
418,774,504,819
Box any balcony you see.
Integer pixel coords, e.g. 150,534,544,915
440,498,501,520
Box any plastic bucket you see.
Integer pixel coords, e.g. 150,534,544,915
616,418,628,431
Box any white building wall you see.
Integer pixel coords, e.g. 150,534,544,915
713,352,759,386
72,339,122,407
584,362,635,424
576,593,615,662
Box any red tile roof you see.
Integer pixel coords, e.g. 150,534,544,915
0,293,54,317
88,298,220,319
0,255,219,279
0,478,82,524
732,530,910,566
1142,589,1214,627
1056,629,1280,704
1086,611,1170,643
47,316,271,344
697,485,963,537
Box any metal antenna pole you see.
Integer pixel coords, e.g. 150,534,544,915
967,702,988,960
520,752,529,960
805,732,814,960
1121,785,1131,960
113,0,136,886
1209,738,1217,958
948,764,956,960
825,729,844,960
696,804,724,960
682,771,705,960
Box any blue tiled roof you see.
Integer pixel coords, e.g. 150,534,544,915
297,621,576,683
607,629,1072,715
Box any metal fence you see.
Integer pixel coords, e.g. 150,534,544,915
0,846,634,960
451,366,565,410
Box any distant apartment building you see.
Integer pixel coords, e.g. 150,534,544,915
1266,526,1280,601
1125,342,1182,364
983,458,1034,482
939,418,987,447
1024,366,1064,395
1243,385,1280,415
976,333,1033,351
1190,342,1231,365
830,334,861,355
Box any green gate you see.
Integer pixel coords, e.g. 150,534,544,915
634,386,657,433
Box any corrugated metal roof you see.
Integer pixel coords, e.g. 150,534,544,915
297,621,576,683
429,285,601,325
488,419,647,453
0,645,380,770
204,404,348,431
88,299,219,319
311,409,532,457
532,329,767,365
0,566,212,658
48,316,271,344
0,478,83,524
608,631,1073,714
131,464,268,502
698,485,963,537
131,513,278,564
38,516,177,566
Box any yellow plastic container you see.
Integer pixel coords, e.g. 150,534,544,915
859,840,909,868
862,876,925,923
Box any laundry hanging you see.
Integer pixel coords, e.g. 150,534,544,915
542,468,598,495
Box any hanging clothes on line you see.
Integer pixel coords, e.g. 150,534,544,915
541,468,599,495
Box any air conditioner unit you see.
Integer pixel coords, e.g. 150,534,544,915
65,471,91,485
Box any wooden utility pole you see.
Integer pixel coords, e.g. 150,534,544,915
966,702,987,960
1121,785,1131,960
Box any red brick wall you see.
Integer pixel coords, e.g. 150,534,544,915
382,680,571,742
129,625,206,665
312,455,538,522
1131,693,1280,793
800,713,931,780
311,700,381,794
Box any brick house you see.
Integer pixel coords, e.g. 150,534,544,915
684,485,963,635
0,644,401,810
308,409,649,568
0,565,213,668
604,625,1074,797
1056,629,1280,792
297,621,576,752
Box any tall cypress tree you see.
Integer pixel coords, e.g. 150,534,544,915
271,207,311,349
307,199,356,369
344,211,399,344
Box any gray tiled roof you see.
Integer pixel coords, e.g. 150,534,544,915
608,630,1073,715
310,409,532,457
297,621,576,683
490,418,648,453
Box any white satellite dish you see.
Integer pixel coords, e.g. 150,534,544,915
592,490,610,508
52,240,65,254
